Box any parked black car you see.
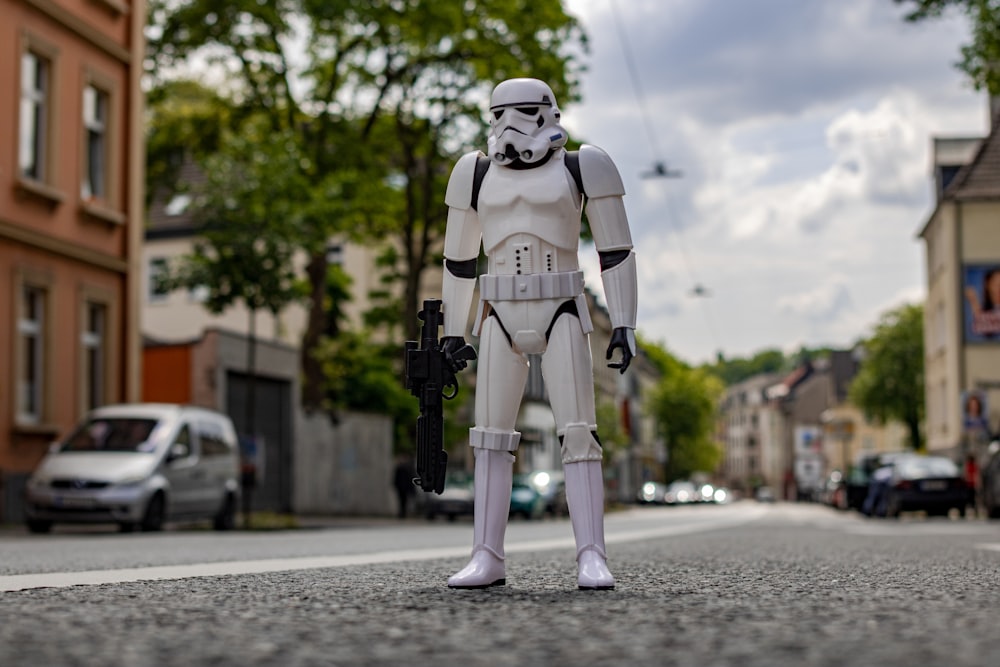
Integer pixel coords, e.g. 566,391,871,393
981,441,1000,519
874,455,969,519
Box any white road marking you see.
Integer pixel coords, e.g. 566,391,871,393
975,543,1000,553
0,505,767,592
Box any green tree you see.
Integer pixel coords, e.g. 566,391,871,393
145,80,231,209
595,399,628,466
706,348,788,386
895,0,1000,93
643,337,724,480
849,303,925,450
147,0,587,407
160,118,305,438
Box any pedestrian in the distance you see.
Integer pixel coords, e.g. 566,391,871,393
964,453,980,517
393,457,416,519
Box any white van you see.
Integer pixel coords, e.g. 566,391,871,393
24,404,241,533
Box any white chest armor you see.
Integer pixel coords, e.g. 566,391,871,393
478,153,583,275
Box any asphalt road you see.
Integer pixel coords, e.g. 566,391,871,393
1,502,998,667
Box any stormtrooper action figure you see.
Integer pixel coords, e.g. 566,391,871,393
440,78,637,590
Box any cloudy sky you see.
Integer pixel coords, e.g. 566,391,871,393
557,0,990,365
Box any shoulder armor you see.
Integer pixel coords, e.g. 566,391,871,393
579,144,625,198
445,151,484,210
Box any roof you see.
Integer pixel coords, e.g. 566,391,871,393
765,362,813,401
941,112,1000,201
146,159,206,238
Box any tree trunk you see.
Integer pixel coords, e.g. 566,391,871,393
246,307,257,437
908,418,921,451
301,250,329,412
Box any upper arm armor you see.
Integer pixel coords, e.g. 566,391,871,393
578,144,625,199
580,145,632,251
444,151,483,210
444,151,484,261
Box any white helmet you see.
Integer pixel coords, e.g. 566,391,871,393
487,78,568,166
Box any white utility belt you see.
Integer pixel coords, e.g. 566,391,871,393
478,270,585,301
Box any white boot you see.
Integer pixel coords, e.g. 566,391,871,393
564,460,615,590
448,449,514,588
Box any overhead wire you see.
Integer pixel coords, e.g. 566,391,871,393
606,0,723,358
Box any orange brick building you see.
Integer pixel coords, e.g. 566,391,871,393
0,0,145,520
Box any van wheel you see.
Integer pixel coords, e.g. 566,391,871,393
26,519,52,534
141,493,166,532
213,493,237,531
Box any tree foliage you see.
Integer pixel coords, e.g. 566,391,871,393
896,0,1000,94
145,80,231,209
848,303,925,449
162,117,304,319
705,348,788,386
642,337,724,480
146,0,588,414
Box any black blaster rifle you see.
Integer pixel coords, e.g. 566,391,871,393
404,299,477,494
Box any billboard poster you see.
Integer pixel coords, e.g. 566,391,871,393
794,425,822,453
961,390,989,436
963,264,1000,342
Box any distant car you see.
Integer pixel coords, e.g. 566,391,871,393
874,455,969,519
982,441,1000,519
526,470,564,516
664,481,698,505
841,465,872,511
550,480,569,516
24,404,241,533
637,481,669,505
509,475,546,520
423,474,475,522
754,486,776,503
708,485,732,504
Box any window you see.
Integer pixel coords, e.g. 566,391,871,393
81,301,107,411
148,257,169,302
19,51,50,182
17,285,48,425
199,423,232,457
82,84,109,200
326,243,344,266
171,425,193,459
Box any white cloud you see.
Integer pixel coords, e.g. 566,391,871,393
559,0,987,363
777,278,853,323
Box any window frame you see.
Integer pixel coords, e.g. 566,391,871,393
14,269,55,429
78,285,120,414
79,67,123,224
147,256,170,304
16,33,63,205
81,83,109,200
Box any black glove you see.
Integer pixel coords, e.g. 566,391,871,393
606,327,635,374
441,336,474,373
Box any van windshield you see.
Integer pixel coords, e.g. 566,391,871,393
61,418,159,453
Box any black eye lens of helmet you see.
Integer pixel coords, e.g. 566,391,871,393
493,110,505,120
516,106,539,116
